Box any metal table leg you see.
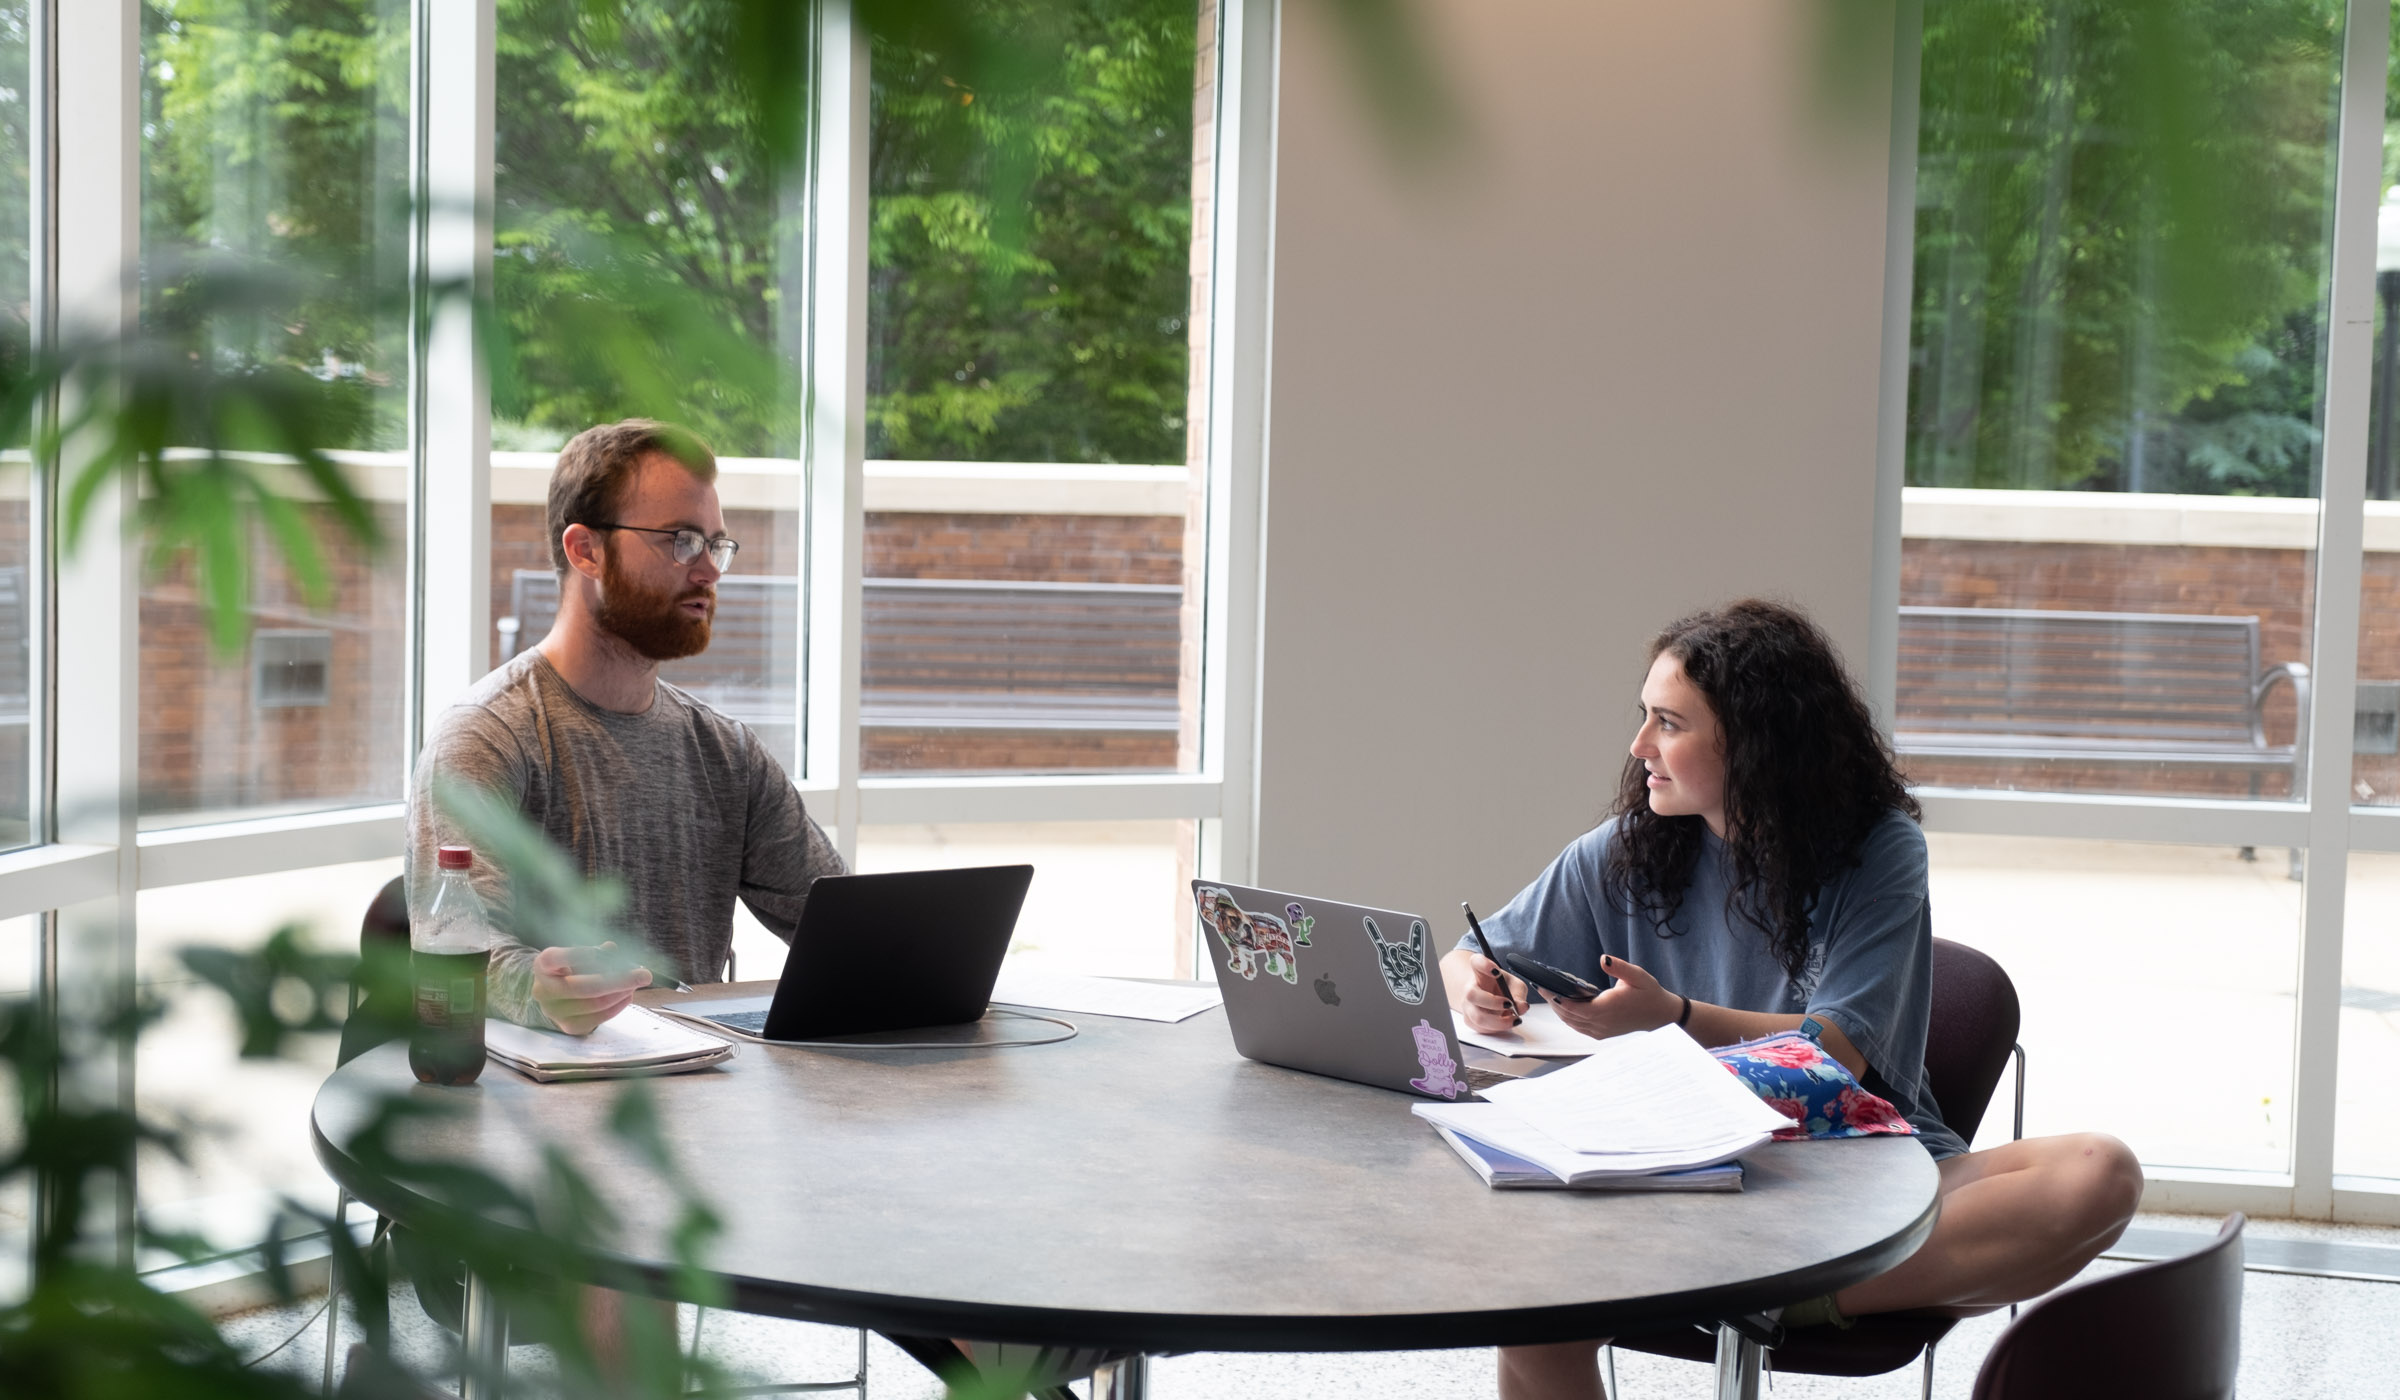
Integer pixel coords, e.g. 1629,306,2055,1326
1712,1324,1764,1400
459,1269,510,1400
1090,1354,1150,1400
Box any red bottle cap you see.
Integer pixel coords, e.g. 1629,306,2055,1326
436,845,473,871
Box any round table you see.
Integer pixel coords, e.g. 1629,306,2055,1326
314,988,1940,1398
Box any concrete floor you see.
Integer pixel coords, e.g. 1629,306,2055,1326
218,1212,2400,1400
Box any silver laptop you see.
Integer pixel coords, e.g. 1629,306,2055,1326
1191,881,1477,1100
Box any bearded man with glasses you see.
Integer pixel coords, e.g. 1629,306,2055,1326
405,416,844,1038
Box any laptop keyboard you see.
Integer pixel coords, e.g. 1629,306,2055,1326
701,1008,771,1034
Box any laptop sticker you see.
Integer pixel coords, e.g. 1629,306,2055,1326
1196,885,1301,985
1284,902,1315,946
1408,1018,1463,1099
1361,915,1429,1005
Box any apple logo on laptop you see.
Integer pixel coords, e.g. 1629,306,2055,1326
1314,974,1340,1006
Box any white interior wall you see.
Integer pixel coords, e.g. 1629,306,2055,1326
1250,0,1900,919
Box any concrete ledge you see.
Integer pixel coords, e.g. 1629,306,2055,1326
1905,485,2400,553
494,452,1189,516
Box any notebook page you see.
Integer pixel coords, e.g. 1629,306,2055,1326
1451,1003,1607,1058
486,1004,731,1069
1474,1024,1790,1154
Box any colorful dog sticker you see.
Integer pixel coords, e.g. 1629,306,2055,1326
1361,915,1429,1004
1195,885,1301,985
1284,902,1314,946
1408,1018,1463,1099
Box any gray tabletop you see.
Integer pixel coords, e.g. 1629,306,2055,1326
312,986,1941,1352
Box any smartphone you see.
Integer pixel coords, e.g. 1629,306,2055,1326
1505,953,1606,1003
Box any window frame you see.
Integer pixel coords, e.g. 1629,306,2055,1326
1867,0,2398,1223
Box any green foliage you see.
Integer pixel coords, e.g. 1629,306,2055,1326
1908,0,2343,497
493,0,799,455
866,0,1197,464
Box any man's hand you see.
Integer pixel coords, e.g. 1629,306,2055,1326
531,941,652,1035
1438,946,1530,1035
1545,953,1681,1041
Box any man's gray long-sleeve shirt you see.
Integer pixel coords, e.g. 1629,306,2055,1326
405,648,845,1027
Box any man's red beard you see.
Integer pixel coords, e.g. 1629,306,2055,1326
593,548,715,661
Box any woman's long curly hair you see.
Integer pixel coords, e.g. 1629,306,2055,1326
1603,599,1919,980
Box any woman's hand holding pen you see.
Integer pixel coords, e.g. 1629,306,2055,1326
1440,947,1529,1034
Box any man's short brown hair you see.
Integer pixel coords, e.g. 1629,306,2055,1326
547,419,719,575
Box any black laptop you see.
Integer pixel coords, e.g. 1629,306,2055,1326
675,865,1034,1041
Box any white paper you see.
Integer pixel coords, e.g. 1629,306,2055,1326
1415,1102,1767,1181
989,967,1222,1023
486,1004,732,1070
1474,1024,1791,1154
1452,1003,1609,1058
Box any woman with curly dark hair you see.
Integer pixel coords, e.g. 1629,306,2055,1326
1438,599,2141,1400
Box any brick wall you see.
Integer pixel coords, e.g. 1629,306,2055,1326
139,502,409,821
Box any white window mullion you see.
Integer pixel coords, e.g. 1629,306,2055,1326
52,0,142,1265
805,0,867,861
1196,0,1277,888
2290,0,2388,1218
1865,0,1922,731
410,0,496,753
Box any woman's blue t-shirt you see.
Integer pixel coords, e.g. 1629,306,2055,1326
1472,809,1968,1160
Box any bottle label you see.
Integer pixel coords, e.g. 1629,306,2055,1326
416,984,450,1029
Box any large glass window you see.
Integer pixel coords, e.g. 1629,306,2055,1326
1900,2,2341,802
138,0,412,828
1931,833,2301,1172
864,0,1209,776
489,0,808,773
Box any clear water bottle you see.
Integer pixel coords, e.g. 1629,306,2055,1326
412,844,493,1085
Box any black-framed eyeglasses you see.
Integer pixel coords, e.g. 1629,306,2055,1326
589,523,740,571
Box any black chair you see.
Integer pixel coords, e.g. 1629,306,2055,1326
1969,1213,2244,1400
1603,937,2027,1399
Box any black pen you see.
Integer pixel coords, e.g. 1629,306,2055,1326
1460,902,1518,1022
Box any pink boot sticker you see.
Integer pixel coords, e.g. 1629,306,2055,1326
1408,1018,1463,1099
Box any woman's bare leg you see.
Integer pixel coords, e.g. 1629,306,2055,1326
1498,1339,1606,1400
1836,1133,2142,1316
1494,1132,2141,1399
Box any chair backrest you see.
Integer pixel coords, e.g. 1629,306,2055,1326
1924,937,2023,1144
1970,1213,2244,1400
337,874,413,1068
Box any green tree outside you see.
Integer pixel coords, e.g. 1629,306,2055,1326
1909,0,2344,498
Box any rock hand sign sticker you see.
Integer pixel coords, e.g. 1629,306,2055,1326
1361,915,1428,1004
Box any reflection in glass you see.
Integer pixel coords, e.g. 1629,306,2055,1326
1899,2,2340,801
489,1,808,772
1930,833,2298,1172
2352,17,2400,806
137,0,411,827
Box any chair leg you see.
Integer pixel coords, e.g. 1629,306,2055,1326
1920,1339,1937,1400
321,1186,349,1397
1600,1343,1619,1400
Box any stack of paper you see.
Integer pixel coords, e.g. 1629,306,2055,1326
486,1004,737,1082
1417,1025,1789,1190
